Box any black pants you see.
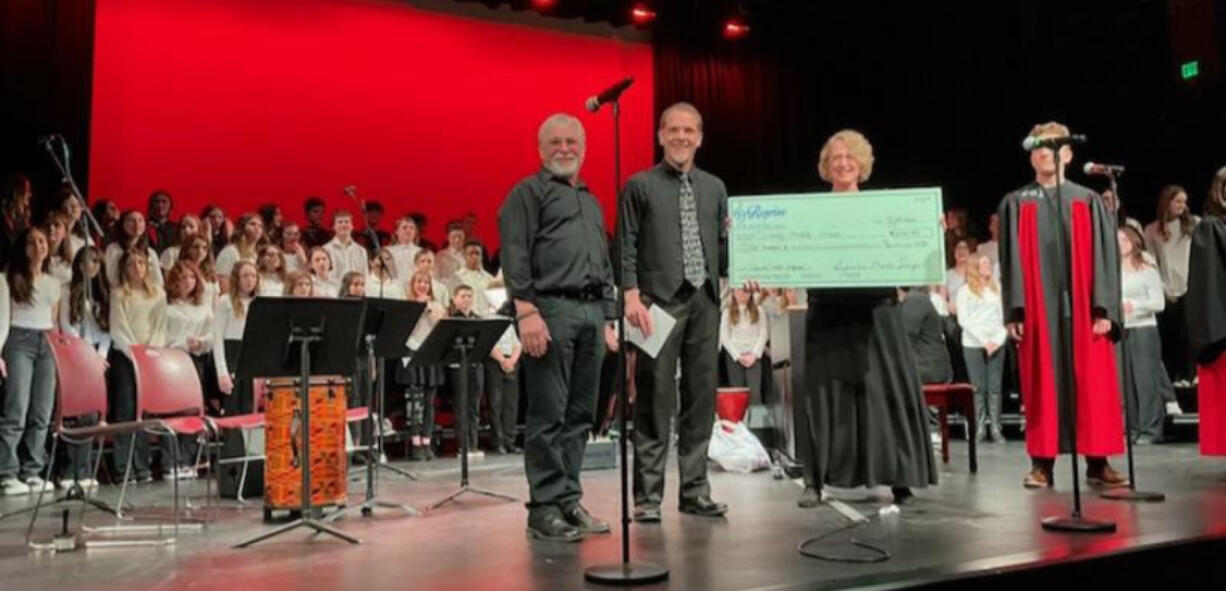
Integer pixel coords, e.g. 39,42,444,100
222,340,254,416
1158,296,1194,382
633,284,719,507
522,297,604,516
447,364,484,450
107,349,177,478
485,361,520,449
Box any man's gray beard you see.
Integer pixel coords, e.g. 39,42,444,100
545,160,580,179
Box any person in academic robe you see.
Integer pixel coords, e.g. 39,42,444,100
795,129,938,508
998,121,1127,489
1186,166,1226,457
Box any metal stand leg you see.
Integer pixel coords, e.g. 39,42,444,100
427,343,518,511
236,336,361,547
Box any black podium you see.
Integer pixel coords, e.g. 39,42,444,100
410,317,519,510
328,298,425,520
234,297,365,548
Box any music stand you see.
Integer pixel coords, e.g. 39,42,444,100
234,297,366,548
411,317,519,510
328,298,425,520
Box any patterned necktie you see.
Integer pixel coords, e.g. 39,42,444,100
679,174,707,288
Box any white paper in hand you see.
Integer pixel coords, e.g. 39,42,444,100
625,305,677,359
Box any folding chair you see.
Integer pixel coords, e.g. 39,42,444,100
25,332,173,548
207,380,267,504
109,345,216,528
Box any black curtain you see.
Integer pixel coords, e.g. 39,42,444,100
654,0,1224,232
0,0,96,218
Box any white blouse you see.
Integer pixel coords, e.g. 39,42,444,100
385,244,421,282
367,274,405,300
258,276,285,297
1121,264,1165,329
719,304,769,359
58,291,112,358
9,273,62,331
214,295,252,378
104,243,164,289
955,285,1007,349
215,244,255,277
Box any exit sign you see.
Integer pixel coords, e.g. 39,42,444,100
1181,60,1200,80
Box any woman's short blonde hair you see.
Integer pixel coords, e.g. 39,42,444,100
817,130,874,183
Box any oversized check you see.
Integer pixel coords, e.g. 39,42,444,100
728,188,945,288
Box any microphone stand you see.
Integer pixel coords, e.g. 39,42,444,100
343,187,417,486
1040,152,1115,533
33,135,125,517
583,97,669,586
1100,171,1165,503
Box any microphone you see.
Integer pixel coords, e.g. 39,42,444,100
585,77,635,112
1022,134,1087,151
1083,161,1125,176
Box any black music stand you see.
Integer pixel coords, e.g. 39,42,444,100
234,297,365,548
328,298,425,520
411,317,519,510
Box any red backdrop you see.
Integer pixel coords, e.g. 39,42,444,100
89,0,654,247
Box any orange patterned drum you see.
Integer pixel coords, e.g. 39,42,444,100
264,377,349,509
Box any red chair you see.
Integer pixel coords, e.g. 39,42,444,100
25,332,175,548
922,383,978,473
126,345,216,524
207,382,267,504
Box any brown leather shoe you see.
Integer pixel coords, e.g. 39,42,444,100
1087,464,1129,489
1023,467,1053,489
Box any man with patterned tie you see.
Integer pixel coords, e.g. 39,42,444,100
620,102,729,522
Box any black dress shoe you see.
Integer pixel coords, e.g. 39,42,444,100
679,496,728,517
633,504,661,523
526,513,582,543
797,486,821,508
562,504,610,534
891,487,914,505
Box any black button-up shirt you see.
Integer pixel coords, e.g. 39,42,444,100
498,169,616,318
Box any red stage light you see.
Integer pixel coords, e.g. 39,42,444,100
630,3,657,25
531,0,557,10
723,17,750,40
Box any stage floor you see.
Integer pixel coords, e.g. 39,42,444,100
1,441,1224,590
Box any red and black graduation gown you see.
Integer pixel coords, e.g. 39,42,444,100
1186,214,1226,456
998,181,1123,459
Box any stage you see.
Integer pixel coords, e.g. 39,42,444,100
1,441,1224,590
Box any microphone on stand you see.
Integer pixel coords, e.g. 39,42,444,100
585,77,635,112
1083,161,1126,176
1022,134,1087,151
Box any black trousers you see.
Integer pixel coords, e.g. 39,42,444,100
633,284,719,506
1158,296,1194,382
107,349,176,477
446,364,484,449
485,360,520,449
522,297,604,516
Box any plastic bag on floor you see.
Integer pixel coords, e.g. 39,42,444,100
708,419,771,473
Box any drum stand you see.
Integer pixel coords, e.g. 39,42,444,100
236,326,360,547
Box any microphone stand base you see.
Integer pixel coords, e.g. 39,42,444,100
1101,488,1165,502
1041,515,1116,533
584,562,669,586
